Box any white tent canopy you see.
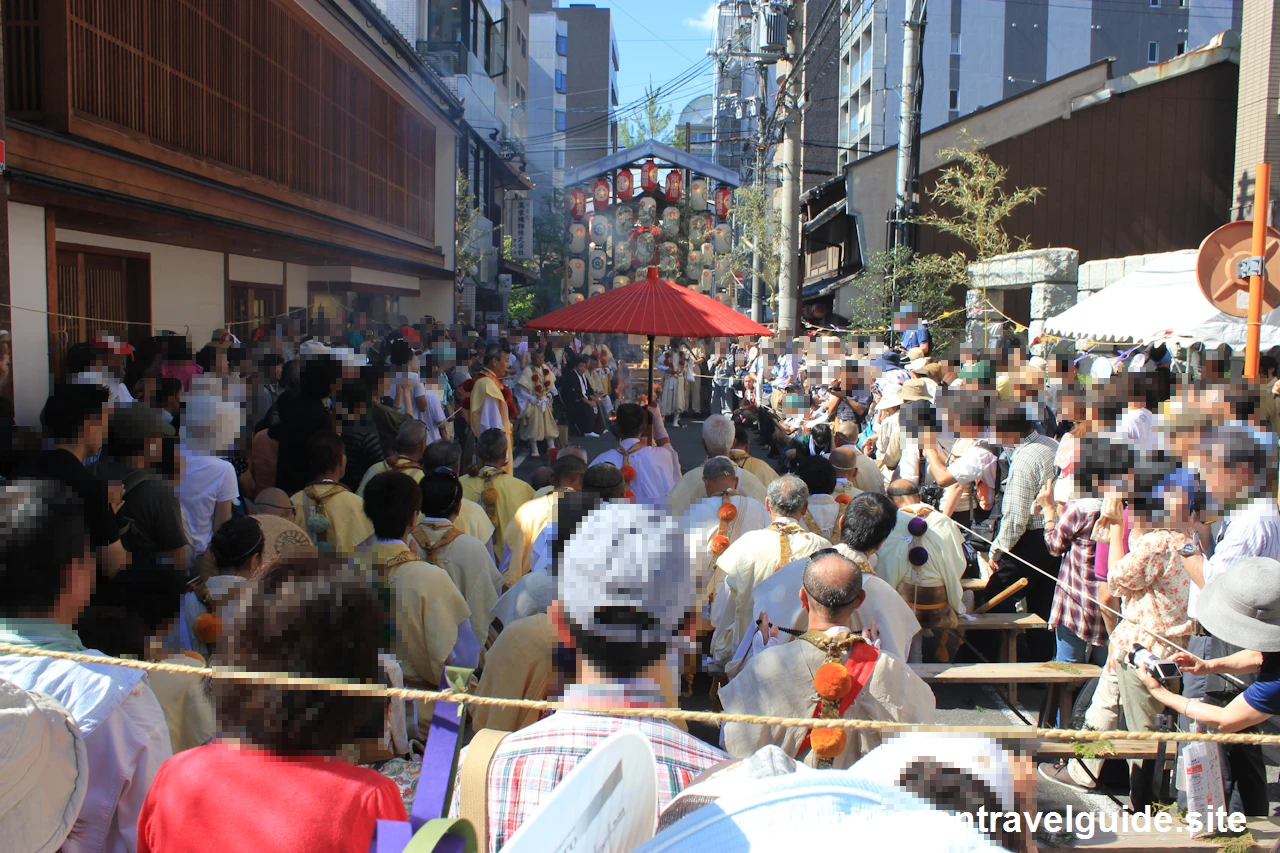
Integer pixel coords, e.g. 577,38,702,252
1042,250,1280,350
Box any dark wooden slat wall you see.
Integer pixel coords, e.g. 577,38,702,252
915,62,1239,265
9,0,438,242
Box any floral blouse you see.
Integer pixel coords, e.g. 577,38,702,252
1106,529,1193,673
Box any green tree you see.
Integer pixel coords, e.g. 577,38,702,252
619,80,676,147
728,181,781,313
456,169,495,286
845,132,1043,346
501,234,539,322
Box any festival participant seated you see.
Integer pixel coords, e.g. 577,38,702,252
448,502,727,852
719,549,936,768
514,348,559,458
559,355,604,437
460,429,535,560
668,415,769,516
411,470,502,647
500,455,587,586
136,555,407,853
361,471,477,731
423,440,495,554
709,475,832,667
830,444,883,497
0,479,173,853
795,456,849,542
746,492,922,667
468,344,517,473
879,480,968,643
591,403,681,507
356,418,429,496
683,456,771,595
289,431,373,554
728,420,778,488
784,422,834,473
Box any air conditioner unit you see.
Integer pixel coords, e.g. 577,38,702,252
755,9,787,53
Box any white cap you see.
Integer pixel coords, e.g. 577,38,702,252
0,680,89,853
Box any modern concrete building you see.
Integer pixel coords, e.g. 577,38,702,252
709,0,775,179
678,96,717,160
834,0,1242,168
1232,0,1280,219
527,11,571,205
532,1,619,170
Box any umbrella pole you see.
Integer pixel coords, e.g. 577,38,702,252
647,334,656,443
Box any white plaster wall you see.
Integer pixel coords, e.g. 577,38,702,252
9,202,49,426
56,230,225,348
285,263,309,314
397,279,455,324
227,254,284,285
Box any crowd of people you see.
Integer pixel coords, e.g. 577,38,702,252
5,310,1280,853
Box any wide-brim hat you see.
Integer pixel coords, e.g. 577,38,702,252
1197,557,1280,652
898,378,932,402
0,680,89,853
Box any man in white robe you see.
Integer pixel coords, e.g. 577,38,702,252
719,550,936,768
668,415,768,516
746,491,920,665
591,403,681,508
831,445,883,496
659,342,693,427
681,457,772,597
880,480,968,635
498,455,586,585
793,456,846,542
709,474,831,667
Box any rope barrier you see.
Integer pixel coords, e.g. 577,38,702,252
2,642,1275,745
0,301,310,329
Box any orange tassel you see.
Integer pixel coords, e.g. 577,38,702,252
718,503,738,522
193,613,222,645
815,661,853,701
810,727,847,759
620,465,637,482
710,534,730,555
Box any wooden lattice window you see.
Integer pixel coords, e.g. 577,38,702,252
51,246,151,380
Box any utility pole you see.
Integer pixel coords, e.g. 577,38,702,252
750,63,766,323
774,0,802,339
889,0,926,250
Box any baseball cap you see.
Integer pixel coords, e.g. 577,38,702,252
957,360,993,381
108,402,176,445
559,502,694,645
91,334,134,356
0,679,89,853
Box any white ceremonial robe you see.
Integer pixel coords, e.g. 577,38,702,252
709,521,831,667
836,447,885,495
682,493,772,595
413,520,503,648
801,493,844,542
748,544,921,665
659,349,691,416
668,461,768,517
875,506,967,618
592,438,681,508
719,628,936,769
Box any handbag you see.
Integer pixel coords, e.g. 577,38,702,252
368,667,478,853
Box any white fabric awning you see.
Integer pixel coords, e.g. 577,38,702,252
1042,250,1280,350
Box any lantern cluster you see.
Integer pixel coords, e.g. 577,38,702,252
563,157,736,303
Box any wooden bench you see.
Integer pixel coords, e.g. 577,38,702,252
954,613,1049,685
913,662,1102,727
1028,739,1161,761
961,552,995,591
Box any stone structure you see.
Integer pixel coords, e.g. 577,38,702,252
966,248,1079,349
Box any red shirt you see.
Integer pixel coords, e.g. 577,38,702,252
137,742,407,853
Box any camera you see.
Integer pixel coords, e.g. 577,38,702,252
1126,643,1181,684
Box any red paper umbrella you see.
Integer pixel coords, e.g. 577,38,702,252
526,266,771,406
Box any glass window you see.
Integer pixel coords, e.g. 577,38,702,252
556,110,567,132
1176,41,1187,55
1148,41,1158,63
948,89,958,110
427,0,464,43
556,33,568,56
555,69,567,94
518,27,527,58
1149,0,1159,6
950,33,960,54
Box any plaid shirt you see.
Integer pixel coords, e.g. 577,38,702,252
450,682,726,852
991,432,1059,556
1043,498,1106,646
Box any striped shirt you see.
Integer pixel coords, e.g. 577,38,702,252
991,431,1059,557
450,682,726,851
1043,498,1106,646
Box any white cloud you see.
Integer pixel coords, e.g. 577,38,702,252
684,2,718,31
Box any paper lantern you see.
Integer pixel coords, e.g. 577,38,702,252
589,214,611,241
661,207,682,238
613,274,631,288
713,256,732,284
659,241,680,266
633,231,655,265
690,178,710,208
687,246,704,276
638,197,657,226
699,268,713,293
567,223,588,254
589,248,607,282
593,178,611,207
617,169,634,201
712,223,732,254
567,257,586,288
640,160,659,192
715,187,734,219
589,283,606,297
614,240,632,269
664,170,683,202
702,241,714,262
615,203,635,233
690,213,714,244
571,292,586,303
568,188,587,219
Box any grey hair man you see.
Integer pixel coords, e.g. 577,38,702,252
702,456,738,498
356,418,433,496
709,473,832,667
720,548,936,768
667,414,768,515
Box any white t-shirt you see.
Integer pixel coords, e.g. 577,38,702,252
1118,407,1156,452
178,448,240,554
392,373,448,442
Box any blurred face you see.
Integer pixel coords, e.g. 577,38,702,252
488,357,508,378
532,351,544,368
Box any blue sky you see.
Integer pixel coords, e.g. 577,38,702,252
592,0,719,121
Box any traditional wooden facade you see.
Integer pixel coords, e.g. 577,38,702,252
3,0,464,422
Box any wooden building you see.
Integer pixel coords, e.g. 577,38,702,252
3,0,465,423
